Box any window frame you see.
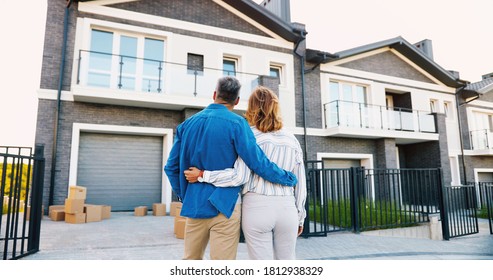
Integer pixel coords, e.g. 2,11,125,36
222,56,238,77
269,63,284,85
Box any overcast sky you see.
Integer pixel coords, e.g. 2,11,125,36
1,0,491,148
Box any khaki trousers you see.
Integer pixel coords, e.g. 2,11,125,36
183,204,241,260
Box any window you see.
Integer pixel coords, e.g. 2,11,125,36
187,53,204,74
329,81,367,103
87,29,165,93
223,57,237,76
269,64,283,85
327,81,368,128
88,30,113,88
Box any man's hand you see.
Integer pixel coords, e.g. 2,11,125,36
184,167,201,183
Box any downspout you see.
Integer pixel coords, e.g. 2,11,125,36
293,31,308,161
455,85,467,184
49,0,73,207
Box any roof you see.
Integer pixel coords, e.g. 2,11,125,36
76,0,303,42
307,36,465,88
464,77,493,95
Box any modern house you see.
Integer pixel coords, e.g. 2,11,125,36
35,0,305,211
457,73,493,184
301,37,468,187
35,0,491,215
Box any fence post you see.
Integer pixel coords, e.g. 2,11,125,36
436,168,450,240
27,145,45,252
349,167,360,233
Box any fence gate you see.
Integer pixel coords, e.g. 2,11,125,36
0,145,45,260
303,161,328,237
478,182,493,234
438,184,479,240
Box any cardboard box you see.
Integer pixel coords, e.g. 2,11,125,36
49,205,65,215
170,202,182,217
65,213,86,224
152,203,166,216
65,198,85,214
102,205,111,219
84,204,103,223
174,216,186,239
134,206,148,216
26,205,44,221
49,209,65,221
68,186,87,200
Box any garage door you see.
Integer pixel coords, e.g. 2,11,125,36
77,132,163,211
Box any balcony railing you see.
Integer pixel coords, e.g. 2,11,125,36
76,50,259,99
323,100,436,133
470,129,493,150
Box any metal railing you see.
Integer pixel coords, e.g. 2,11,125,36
302,164,442,236
469,129,492,150
323,100,437,133
76,50,260,99
1,145,45,260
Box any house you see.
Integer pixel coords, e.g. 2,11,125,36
34,0,305,211
301,37,469,188
457,73,493,184
35,0,490,215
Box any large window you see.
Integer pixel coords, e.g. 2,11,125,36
327,81,368,127
329,81,366,103
87,29,165,93
471,111,493,149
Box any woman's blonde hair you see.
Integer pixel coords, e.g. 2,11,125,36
245,86,283,133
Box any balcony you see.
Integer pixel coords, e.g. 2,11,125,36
323,100,438,144
468,129,493,156
74,50,259,110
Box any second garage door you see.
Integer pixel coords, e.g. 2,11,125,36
77,132,163,211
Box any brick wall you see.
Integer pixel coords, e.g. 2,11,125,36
339,51,433,83
110,0,268,37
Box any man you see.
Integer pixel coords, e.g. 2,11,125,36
164,76,297,260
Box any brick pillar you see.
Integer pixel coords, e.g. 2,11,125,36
434,113,452,186
375,138,398,169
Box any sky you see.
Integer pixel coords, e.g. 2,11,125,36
0,0,491,148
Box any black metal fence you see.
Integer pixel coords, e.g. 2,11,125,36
478,182,493,234
302,163,441,237
1,145,45,260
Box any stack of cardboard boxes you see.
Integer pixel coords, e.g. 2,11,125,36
49,186,111,224
171,202,185,239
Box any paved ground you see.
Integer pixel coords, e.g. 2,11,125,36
21,212,493,260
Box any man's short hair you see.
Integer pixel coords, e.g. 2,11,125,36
216,76,241,104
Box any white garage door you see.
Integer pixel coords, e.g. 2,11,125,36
77,132,163,211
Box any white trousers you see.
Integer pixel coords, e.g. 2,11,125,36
241,192,298,260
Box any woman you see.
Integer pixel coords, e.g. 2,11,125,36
184,86,306,260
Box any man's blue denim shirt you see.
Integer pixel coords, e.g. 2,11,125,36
164,103,297,219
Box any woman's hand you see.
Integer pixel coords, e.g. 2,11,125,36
184,167,201,183
297,226,303,236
